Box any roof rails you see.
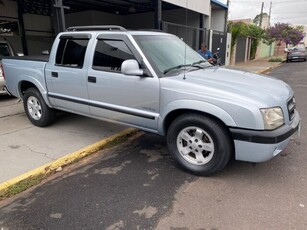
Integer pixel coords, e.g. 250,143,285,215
66,25,127,32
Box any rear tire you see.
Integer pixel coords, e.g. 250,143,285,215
166,114,233,176
23,88,56,127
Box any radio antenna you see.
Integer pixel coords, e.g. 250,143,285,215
183,0,188,80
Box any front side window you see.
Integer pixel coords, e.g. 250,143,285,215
55,38,88,68
93,39,135,72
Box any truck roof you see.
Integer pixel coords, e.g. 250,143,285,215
64,25,171,36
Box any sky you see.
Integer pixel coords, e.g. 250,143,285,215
219,0,307,26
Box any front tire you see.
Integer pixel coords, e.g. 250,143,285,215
166,114,233,176
23,88,56,127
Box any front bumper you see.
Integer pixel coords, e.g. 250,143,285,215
287,55,307,61
230,111,300,162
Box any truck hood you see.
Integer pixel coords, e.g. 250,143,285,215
160,66,292,107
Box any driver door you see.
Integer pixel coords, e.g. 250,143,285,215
86,34,160,131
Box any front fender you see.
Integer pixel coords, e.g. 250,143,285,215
158,100,237,135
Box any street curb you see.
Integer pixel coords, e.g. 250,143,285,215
0,128,137,194
255,62,283,74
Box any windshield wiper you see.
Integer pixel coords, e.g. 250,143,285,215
163,64,192,74
192,60,207,65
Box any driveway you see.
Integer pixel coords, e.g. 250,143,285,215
0,95,125,183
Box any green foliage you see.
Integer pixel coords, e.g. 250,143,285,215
248,24,265,59
0,174,46,199
227,21,249,54
227,21,265,59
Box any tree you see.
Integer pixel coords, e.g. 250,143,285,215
265,23,305,47
248,24,265,59
264,23,305,58
227,21,249,53
253,13,268,27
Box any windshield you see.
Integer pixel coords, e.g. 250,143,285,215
0,43,11,60
133,35,210,76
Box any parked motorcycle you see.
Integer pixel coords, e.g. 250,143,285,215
210,48,222,66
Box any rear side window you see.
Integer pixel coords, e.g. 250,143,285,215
93,40,135,72
56,38,89,68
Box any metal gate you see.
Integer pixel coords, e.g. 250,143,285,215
211,30,227,65
162,21,209,51
236,37,247,63
162,21,228,65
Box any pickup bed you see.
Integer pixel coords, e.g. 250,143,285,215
1,25,301,175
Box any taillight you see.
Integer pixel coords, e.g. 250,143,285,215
0,64,5,80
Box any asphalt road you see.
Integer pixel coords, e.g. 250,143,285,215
0,62,307,229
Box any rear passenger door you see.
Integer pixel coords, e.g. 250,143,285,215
45,34,91,115
87,34,160,131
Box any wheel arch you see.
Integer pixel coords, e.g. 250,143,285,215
18,80,52,107
159,100,237,136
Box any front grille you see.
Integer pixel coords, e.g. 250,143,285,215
287,96,296,121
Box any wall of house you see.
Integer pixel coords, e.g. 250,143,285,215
211,10,226,32
0,0,17,18
66,10,154,30
162,9,201,50
23,14,54,55
256,41,274,59
163,0,210,15
162,8,199,27
0,0,22,53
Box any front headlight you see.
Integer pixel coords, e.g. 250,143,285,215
260,107,284,130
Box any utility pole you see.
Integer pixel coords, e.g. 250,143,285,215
268,1,272,26
225,0,230,32
53,0,70,33
259,1,264,27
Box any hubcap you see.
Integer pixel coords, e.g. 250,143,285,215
27,96,42,120
176,126,214,165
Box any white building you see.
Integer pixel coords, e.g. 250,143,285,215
0,0,230,64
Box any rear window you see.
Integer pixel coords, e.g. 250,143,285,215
55,38,89,68
0,43,11,60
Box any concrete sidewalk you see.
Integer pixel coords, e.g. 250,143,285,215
0,56,284,194
227,56,284,74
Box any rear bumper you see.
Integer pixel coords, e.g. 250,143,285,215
3,86,11,96
0,79,7,95
230,111,300,162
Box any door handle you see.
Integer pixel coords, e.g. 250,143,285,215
51,72,58,78
88,76,96,83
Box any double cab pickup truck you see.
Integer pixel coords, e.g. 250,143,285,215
1,26,301,175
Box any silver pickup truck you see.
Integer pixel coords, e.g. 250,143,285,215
1,26,300,176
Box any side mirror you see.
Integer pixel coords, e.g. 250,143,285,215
121,59,144,76
41,50,50,55
17,52,24,56
284,48,289,53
